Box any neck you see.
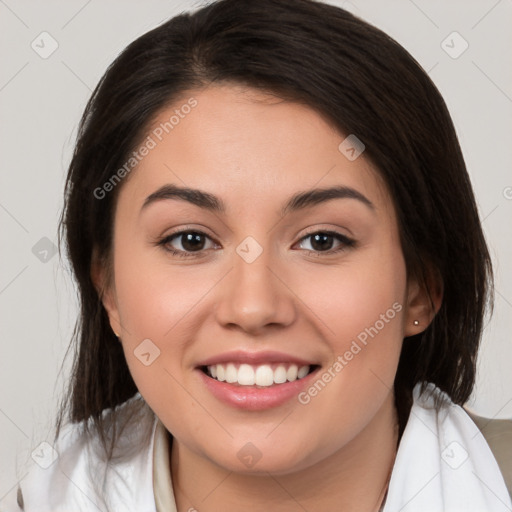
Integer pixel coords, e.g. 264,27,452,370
171,392,399,512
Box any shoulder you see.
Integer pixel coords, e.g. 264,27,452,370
11,394,157,512
464,407,512,499
386,383,512,509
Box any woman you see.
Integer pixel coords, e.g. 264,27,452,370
8,0,512,510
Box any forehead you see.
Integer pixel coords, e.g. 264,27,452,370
118,84,391,216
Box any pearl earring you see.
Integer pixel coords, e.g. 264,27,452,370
413,320,419,326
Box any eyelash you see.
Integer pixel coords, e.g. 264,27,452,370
156,228,356,259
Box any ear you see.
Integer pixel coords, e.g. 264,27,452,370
90,248,122,337
403,266,443,337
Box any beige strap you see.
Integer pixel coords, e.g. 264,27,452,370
465,407,512,500
153,419,178,512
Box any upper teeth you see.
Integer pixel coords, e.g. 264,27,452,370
207,363,310,387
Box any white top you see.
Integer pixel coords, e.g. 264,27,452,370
3,382,512,512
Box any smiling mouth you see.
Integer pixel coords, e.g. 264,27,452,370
200,362,320,387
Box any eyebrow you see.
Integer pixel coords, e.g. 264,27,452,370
141,184,375,216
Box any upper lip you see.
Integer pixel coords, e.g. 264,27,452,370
196,350,317,368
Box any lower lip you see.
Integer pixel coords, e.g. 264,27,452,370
197,367,320,410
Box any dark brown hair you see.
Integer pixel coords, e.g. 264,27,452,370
56,0,493,456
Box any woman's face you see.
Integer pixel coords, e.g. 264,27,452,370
100,84,424,474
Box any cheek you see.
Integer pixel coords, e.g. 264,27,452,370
295,244,406,404
303,246,406,346
112,237,214,338
110,237,235,409
110,259,208,424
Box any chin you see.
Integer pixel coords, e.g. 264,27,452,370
204,438,319,476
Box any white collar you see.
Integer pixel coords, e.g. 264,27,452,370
383,382,512,511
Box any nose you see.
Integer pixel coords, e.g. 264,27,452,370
214,245,296,334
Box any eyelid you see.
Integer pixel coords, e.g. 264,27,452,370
159,224,218,242
298,224,352,237
296,223,355,240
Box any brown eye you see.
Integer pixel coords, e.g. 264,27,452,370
159,230,216,257
297,231,355,254
308,233,335,251
174,232,207,252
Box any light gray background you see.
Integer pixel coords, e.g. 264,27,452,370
1,0,511,502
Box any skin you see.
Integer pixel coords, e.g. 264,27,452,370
95,84,439,511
